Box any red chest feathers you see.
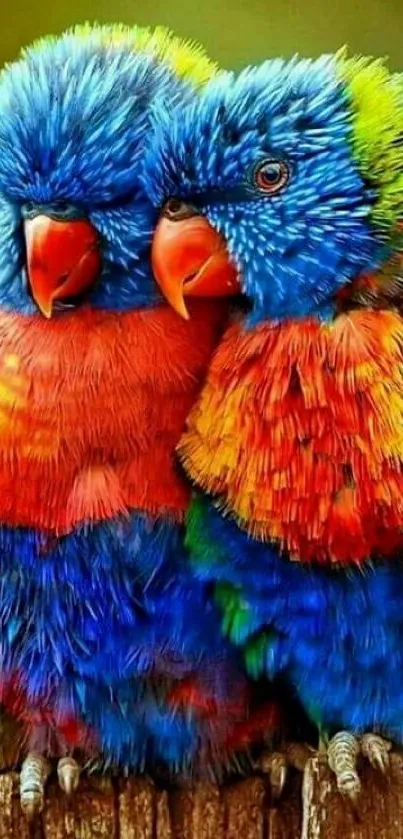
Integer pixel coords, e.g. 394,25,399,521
0,301,226,533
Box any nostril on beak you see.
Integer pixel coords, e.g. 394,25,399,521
163,198,198,222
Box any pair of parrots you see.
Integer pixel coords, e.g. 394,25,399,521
0,21,401,816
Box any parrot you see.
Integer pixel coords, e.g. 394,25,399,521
0,23,285,818
146,51,403,799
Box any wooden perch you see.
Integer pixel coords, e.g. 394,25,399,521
302,753,403,839
0,771,302,839
0,752,403,837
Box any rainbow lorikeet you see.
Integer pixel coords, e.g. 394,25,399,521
0,24,284,818
147,51,403,798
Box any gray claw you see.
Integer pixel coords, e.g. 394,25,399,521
57,756,81,795
328,731,361,801
361,734,391,774
20,752,51,820
256,750,288,799
285,742,315,772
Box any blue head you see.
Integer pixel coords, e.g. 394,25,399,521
0,24,215,316
146,54,402,324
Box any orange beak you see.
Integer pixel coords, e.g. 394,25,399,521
151,215,240,319
24,215,102,318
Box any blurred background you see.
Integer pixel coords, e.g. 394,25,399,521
0,0,401,70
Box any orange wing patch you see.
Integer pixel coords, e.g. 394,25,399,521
0,353,60,458
179,310,403,565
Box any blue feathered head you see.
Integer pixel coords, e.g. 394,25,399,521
0,24,215,315
146,53,403,323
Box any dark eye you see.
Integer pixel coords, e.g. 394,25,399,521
254,159,290,195
163,198,197,221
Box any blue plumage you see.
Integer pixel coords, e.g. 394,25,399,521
145,51,403,778
0,26,252,787
0,27,190,314
1,516,244,771
188,500,403,744
146,56,380,323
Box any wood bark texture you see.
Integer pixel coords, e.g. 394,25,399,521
0,747,402,837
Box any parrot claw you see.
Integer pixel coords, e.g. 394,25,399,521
361,733,391,774
257,750,288,799
20,752,51,820
284,741,316,772
57,756,81,795
327,731,393,800
327,731,361,801
256,742,314,799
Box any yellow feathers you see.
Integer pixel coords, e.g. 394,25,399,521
24,23,217,91
337,50,403,229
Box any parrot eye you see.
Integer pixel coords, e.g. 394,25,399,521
163,198,197,221
254,160,290,195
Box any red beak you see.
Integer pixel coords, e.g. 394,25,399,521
24,215,102,318
151,215,240,319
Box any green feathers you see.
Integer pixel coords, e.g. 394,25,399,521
337,50,403,230
186,498,254,645
186,498,264,653
184,495,225,567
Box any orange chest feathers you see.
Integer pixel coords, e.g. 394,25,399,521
179,309,403,565
0,301,227,533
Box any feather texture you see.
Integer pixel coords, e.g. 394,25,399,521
0,515,253,772
0,302,225,532
179,309,403,563
0,24,271,777
146,49,403,746
186,498,403,743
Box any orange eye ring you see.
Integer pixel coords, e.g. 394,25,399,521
254,159,290,195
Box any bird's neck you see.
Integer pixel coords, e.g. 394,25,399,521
0,301,228,533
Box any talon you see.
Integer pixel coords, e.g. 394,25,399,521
256,750,288,799
328,731,361,801
285,741,315,772
57,756,81,795
20,752,51,820
361,734,391,774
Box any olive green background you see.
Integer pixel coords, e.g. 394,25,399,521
0,0,401,71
